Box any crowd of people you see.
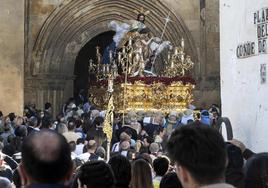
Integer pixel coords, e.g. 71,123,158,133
0,97,267,188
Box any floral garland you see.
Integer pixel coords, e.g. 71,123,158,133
90,76,196,87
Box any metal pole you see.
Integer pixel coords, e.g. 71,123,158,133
106,139,111,162
151,12,171,71
122,57,129,126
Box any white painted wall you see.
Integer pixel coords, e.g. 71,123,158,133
220,0,268,152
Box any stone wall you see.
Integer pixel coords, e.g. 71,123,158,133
0,0,24,115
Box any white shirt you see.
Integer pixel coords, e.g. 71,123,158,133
74,144,84,155
77,152,102,163
77,152,90,162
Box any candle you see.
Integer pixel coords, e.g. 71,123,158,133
122,46,126,54
108,77,113,92
174,48,178,55
181,54,184,62
109,50,113,62
171,61,174,68
118,52,122,62
181,38,184,50
107,64,110,73
129,37,132,46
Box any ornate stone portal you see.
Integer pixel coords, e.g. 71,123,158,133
22,0,221,117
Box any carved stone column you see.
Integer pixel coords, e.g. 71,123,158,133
24,74,74,118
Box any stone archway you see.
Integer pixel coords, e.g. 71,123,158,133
27,0,199,116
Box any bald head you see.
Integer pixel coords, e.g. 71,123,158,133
31,131,60,161
21,130,72,184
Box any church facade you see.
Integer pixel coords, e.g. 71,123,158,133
0,0,220,115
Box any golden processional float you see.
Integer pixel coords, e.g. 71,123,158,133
88,9,195,115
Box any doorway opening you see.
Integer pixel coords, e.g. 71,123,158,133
73,30,115,98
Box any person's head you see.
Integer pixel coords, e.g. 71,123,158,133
160,172,183,188
225,142,243,170
67,119,76,131
87,140,97,152
56,122,68,134
167,111,178,124
137,13,145,23
41,117,53,129
19,130,73,185
131,159,153,188
28,116,38,127
209,106,220,120
74,160,114,188
225,142,244,187
244,152,268,188
44,102,52,111
108,154,131,187
77,138,85,145
167,124,226,187
154,113,164,125
153,157,169,177
14,125,28,138
69,141,76,152
119,132,131,142
93,116,104,128
120,141,130,151
96,146,106,159
8,112,16,122
135,153,153,166
0,177,12,188
200,110,210,125
15,116,24,126
154,126,165,138
144,136,154,147
149,142,159,154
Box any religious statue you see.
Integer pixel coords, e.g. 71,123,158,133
101,7,173,77
131,30,153,76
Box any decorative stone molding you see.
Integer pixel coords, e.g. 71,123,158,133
32,0,199,78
